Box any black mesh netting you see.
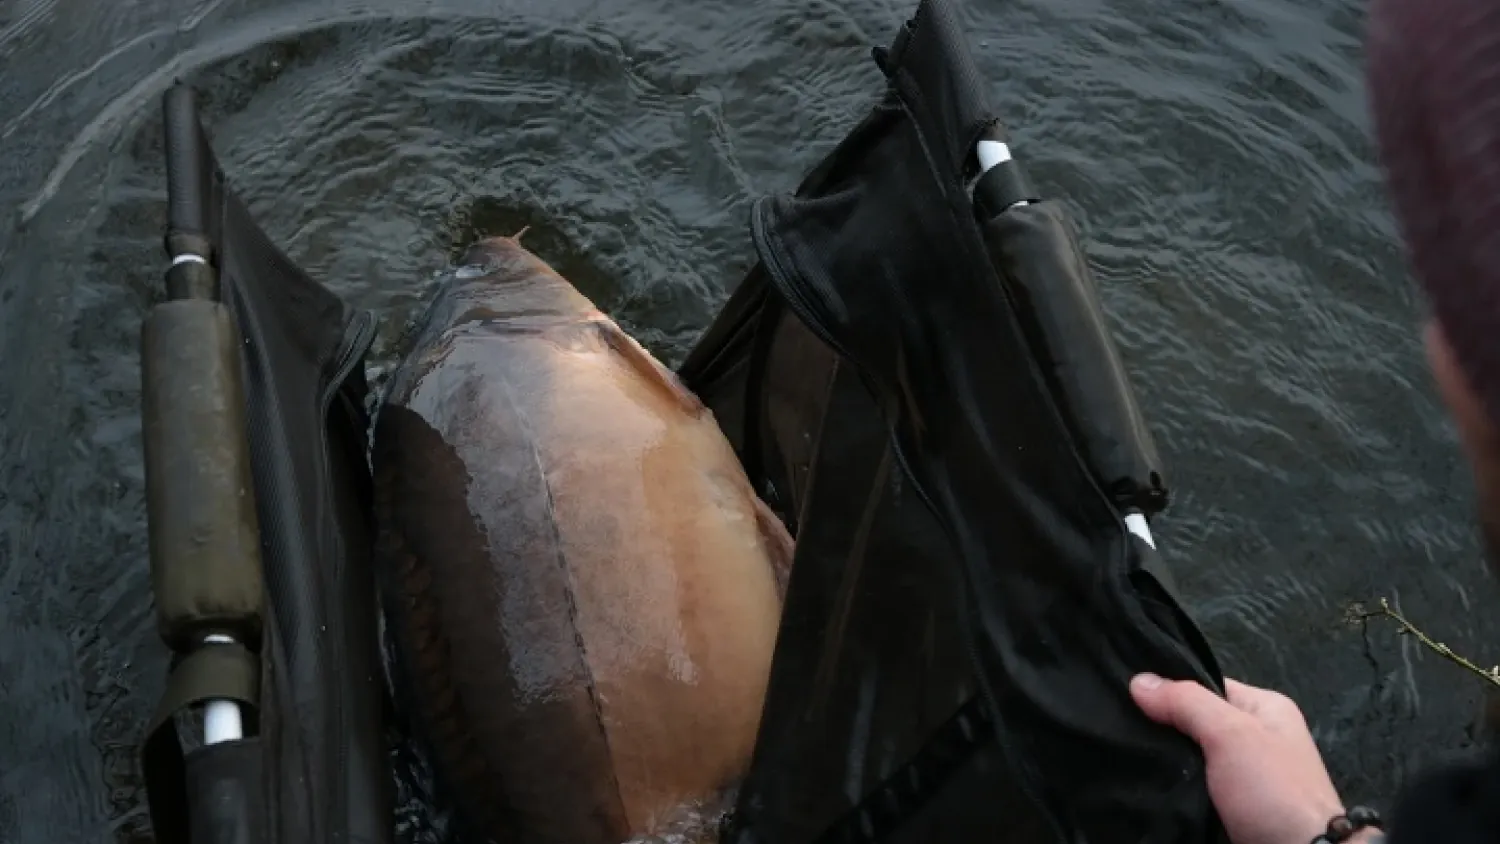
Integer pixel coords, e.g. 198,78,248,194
138,1,1227,842
678,1,1226,842
143,84,390,844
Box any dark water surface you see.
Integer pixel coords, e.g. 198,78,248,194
1,0,1493,841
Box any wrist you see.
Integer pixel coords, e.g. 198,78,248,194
1305,805,1384,844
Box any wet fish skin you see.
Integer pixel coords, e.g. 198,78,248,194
373,237,792,844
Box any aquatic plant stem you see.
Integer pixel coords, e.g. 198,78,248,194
1350,598,1500,688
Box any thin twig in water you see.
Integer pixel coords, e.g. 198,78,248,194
1347,597,1500,688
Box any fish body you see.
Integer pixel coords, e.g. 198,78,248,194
373,237,791,844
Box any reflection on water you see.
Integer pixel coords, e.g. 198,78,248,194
0,0,1495,842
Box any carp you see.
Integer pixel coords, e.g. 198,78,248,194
372,236,792,844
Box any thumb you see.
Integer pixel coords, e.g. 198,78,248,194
1130,673,1244,749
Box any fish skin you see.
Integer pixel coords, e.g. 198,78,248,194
373,237,792,844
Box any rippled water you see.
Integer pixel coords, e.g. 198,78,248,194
1,0,1494,841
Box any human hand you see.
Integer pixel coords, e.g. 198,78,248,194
1130,673,1366,844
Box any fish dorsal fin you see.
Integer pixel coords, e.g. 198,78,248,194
590,317,705,418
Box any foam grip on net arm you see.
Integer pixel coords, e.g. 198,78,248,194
141,297,265,653
976,199,1169,516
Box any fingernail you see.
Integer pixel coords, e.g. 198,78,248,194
1132,672,1164,691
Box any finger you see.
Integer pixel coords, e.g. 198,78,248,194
1223,679,1305,725
1131,673,1247,749
1223,678,1264,711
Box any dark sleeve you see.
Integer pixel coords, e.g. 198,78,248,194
1386,750,1500,844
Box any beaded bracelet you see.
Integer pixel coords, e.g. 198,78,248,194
1311,806,1384,844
